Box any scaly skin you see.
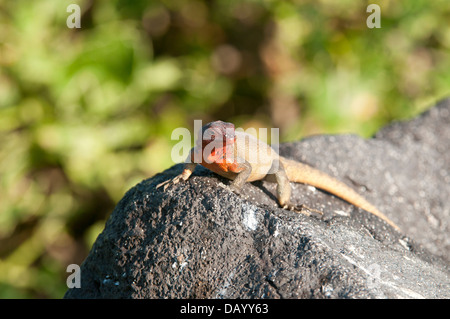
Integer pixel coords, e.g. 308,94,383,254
157,121,400,231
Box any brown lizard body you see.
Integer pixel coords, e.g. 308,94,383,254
157,120,400,231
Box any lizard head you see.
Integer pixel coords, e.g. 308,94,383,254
198,121,236,163
200,121,235,146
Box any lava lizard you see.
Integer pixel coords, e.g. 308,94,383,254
157,120,400,231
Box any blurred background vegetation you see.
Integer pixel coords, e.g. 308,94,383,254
0,0,449,298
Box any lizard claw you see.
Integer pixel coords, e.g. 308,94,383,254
229,184,242,195
282,203,323,217
156,174,185,191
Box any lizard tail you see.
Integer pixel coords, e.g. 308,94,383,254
280,157,400,231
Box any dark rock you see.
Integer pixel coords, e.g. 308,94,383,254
64,99,450,299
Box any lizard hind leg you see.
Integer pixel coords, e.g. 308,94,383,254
273,159,322,217
273,159,292,207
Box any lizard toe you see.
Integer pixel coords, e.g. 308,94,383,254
282,202,324,217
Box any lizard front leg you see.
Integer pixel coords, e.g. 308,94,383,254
156,162,197,191
228,160,252,194
156,148,197,191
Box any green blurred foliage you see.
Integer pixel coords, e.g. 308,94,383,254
0,0,449,298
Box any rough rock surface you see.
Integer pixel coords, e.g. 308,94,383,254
65,99,450,299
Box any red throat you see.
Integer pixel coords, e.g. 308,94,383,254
200,138,243,173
